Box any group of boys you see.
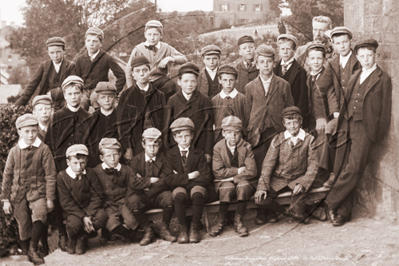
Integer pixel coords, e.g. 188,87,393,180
2,15,392,265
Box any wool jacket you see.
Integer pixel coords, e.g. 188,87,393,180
233,58,259,95
197,67,221,98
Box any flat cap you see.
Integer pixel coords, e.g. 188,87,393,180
178,62,200,76
306,43,326,54
170,117,195,132
95,82,117,94
62,75,84,90
201,45,222,57
221,116,242,131
85,27,104,41
237,35,255,46
256,44,275,58
142,128,162,139
66,144,89,157
46,37,66,47
354,38,379,52
330,26,352,39
130,55,150,69
282,106,302,117
16,113,38,129
32,95,53,107
145,20,163,34
218,65,238,77
277,34,298,48
99,138,121,151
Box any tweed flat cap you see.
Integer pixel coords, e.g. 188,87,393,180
221,116,243,131
201,45,222,57
62,76,84,89
330,26,352,39
130,55,150,69
145,20,163,34
99,138,121,151
237,35,255,46
218,65,238,77
178,62,200,76
170,117,195,132
16,114,38,129
95,82,117,94
306,43,326,54
142,128,162,139
32,95,53,107
85,27,104,41
46,37,66,47
277,34,298,49
256,44,275,58
354,38,379,52
66,144,89,157
282,106,302,117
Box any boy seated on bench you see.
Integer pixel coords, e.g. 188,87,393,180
210,116,257,237
254,106,318,223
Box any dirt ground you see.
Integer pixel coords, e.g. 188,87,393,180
1,215,398,266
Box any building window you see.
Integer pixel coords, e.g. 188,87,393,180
255,4,262,11
221,4,228,11
8,65,12,70
239,4,246,11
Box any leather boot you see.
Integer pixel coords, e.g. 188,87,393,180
283,210,309,224
177,224,189,244
19,239,30,255
323,172,337,188
159,222,176,242
66,234,76,254
38,241,49,258
209,213,227,237
189,222,201,243
234,213,248,237
139,226,154,246
75,233,88,255
254,209,267,225
27,241,44,265
59,234,67,252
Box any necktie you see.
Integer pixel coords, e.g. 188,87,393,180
104,168,120,176
145,45,158,52
244,60,253,69
181,151,187,171
225,96,231,100
282,64,289,76
27,145,33,150
145,160,153,177
76,174,86,181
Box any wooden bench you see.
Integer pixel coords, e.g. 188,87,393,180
145,187,330,232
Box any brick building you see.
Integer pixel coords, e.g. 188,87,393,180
212,0,270,28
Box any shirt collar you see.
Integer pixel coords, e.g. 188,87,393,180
53,59,63,73
225,140,236,154
89,50,101,61
310,67,324,79
178,146,190,156
100,108,114,116
260,74,273,84
362,63,377,74
19,137,41,149
39,123,47,132
182,90,192,101
101,162,122,171
144,153,156,162
66,167,86,179
67,104,80,113
220,88,238,99
281,57,295,66
284,128,306,141
340,51,352,68
138,83,150,92
144,41,161,49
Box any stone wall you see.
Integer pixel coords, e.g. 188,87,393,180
345,0,399,220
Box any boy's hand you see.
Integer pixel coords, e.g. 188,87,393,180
47,199,54,212
188,171,200,180
83,217,94,233
293,184,304,195
124,148,133,162
150,177,159,183
158,56,174,68
255,191,267,204
238,167,246,175
205,154,212,163
3,200,12,214
316,118,327,132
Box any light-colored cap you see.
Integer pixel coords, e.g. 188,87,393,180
142,128,162,139
62,75,84,90
16,113,38,129
66,144,89,157
221,116,243,131
170,117,195,132
32,95,53,107
99,138,121,152
85,27,104,41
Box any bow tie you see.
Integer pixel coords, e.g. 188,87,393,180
104,168,120,176
145,45,158,52
76,174,86,180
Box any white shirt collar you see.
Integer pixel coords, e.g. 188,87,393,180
281,57,295,70
66,167,87,179
89,50,100,61
178,146,190,157
67,104,80,113
53,59,63,73
340,51,352,68
138,83,150,92
284,128,306,145
206,67,218,80
101,162,122,171
182,90,192,101
226,141,236,155
360,63,377,84
19,137,41,149
310,67,323,80
144,153,156,162
260,74,273,84
220,88,238,99
39,123,47,132
144,41,161,49
100,108,114,116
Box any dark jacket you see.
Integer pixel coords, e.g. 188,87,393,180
233,58,259,95
197,67,221,98
15,59,75,106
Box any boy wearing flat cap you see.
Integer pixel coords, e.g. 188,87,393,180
125,20,187,101
165,118,214,244
85,82,119,168
92,138,138,242
197,44,222,98
274,34,309,128
125,128,175,246
212,65,247,144
232,35,259,95
32,95,53,141
325,39,392,227
210,116,257,237
15,37,75,108
2,114,57,265
167,63,214,161
117,56,168,161
57,144,108,255
254,106,318,223
73,27,126,110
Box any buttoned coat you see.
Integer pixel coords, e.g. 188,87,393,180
233,58,259,95
197,67,221,97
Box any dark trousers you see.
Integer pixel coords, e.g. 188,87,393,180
326,118,372,218
65,209,108,237
253,128,277,178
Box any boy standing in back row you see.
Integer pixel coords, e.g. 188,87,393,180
197,45,222,99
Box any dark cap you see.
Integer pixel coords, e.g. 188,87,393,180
201,45,222,57
306,43,326,54
46,37,66,47
354,38,379,52
330,26,352,40
217,65,238,77
130,55,150,69
237,35,255,46
178,62,200,77
95,82,117,94
282,106,302,117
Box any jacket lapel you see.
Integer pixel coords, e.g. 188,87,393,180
364,67,382,96
254,77,267,101
153,154,163,177
349,51,359,73
286,60,300,85
265,75,279,105
343,69,362,102
330,56,340,78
